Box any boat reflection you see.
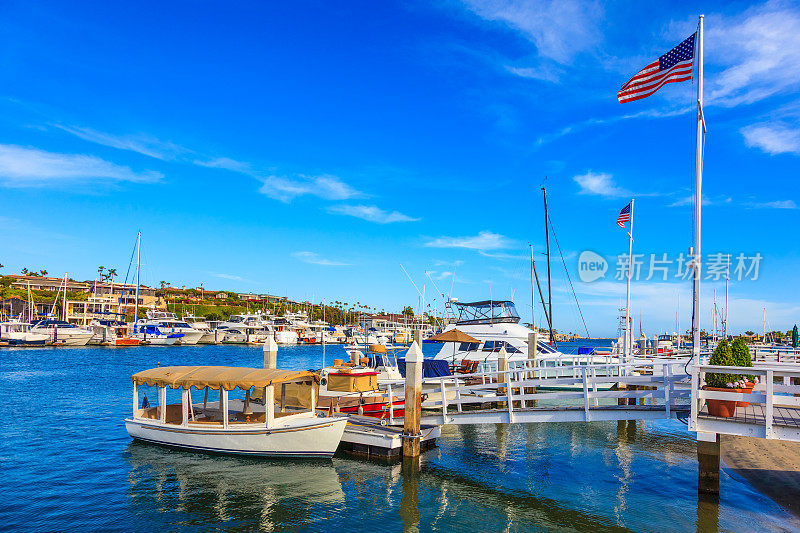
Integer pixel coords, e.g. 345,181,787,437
125,442,345,529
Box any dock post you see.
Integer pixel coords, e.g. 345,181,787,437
402,340,423,457
697,432,720,494
263,334,278,369
526,332,538,404
497,346,508,408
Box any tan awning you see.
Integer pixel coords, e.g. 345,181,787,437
132,366,318,391
428,329,480,343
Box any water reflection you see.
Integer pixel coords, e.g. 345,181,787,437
125,442,344,531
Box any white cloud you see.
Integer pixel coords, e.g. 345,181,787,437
52,124,188,160
573,171,630,197
260,174,364,203
327,204,420,224
751,199,798,209
0,144,162,186
433,259,465,267
194,157,255,174
505,64,561,83
212,273,243,281
668,194,719,208
707,3,800,107
291,251,350,266
425,231,515,250
741,123,800,155
461,0,603,64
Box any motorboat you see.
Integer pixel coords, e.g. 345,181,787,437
30,319,94,346
217,313,273,344
126,365,348,457
431,300,557,366
269,317,300,345
0,319,48,345
134,323,183,346
141,310,204,345
88,319,139,346
316,360,405,419
182,315,220,344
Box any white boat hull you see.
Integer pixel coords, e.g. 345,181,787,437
124,416,347,457
50,331,93,346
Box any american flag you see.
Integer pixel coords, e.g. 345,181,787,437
617,203,631,228
618,33,695,103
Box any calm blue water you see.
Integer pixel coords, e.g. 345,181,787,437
1,342,798,532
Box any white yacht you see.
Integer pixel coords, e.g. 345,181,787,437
0,319,48,345
432,300,557,365
183,315,220,344
30,319,94,346
133,323,182,345
217,313,273,344
268,317,300,345
140,310,204,345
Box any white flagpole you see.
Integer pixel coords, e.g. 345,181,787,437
624,199,634,369
692,16,704,363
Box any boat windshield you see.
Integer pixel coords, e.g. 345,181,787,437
450,300,520,325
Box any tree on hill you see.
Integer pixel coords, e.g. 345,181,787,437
402,306,414,316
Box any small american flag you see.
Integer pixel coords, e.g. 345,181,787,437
617,203,631,228
618,33,695,103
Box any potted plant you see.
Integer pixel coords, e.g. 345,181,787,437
703,340,744,417
731,337,756,406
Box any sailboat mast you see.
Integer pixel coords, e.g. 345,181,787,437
62,273,68,321
135,231,141,323
691,15,704,362
542,187,554,343
724,253,729,338
529,244,535,330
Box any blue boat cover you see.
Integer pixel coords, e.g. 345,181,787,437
397,359,451,378
578,346,594,355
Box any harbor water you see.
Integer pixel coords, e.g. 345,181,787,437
1,342,798,532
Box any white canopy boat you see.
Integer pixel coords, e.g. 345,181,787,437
126,366,347,458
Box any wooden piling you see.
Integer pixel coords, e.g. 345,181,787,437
263,334,278,369
402,340,423,457
697,432,721,494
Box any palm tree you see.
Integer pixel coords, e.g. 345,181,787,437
21,267,29,275
0,263,4,271
39,269,48,277
97,266,105,281
107,268,117,283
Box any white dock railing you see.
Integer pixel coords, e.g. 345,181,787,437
689,363,800,440
400,360,692,425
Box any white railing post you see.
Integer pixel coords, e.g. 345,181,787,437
766,369,774,439
689,365,699,431
456,380,463,413
664,364,671,418
582,368,590,421
440,377,448,422
387,383,394,425
506,372,515,423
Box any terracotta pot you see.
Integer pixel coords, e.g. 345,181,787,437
738,382,755,407
704,386,742,417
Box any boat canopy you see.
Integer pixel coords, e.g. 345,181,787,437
132,366,318,391
449,300,520,325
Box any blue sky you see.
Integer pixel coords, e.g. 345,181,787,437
0,0,798,336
